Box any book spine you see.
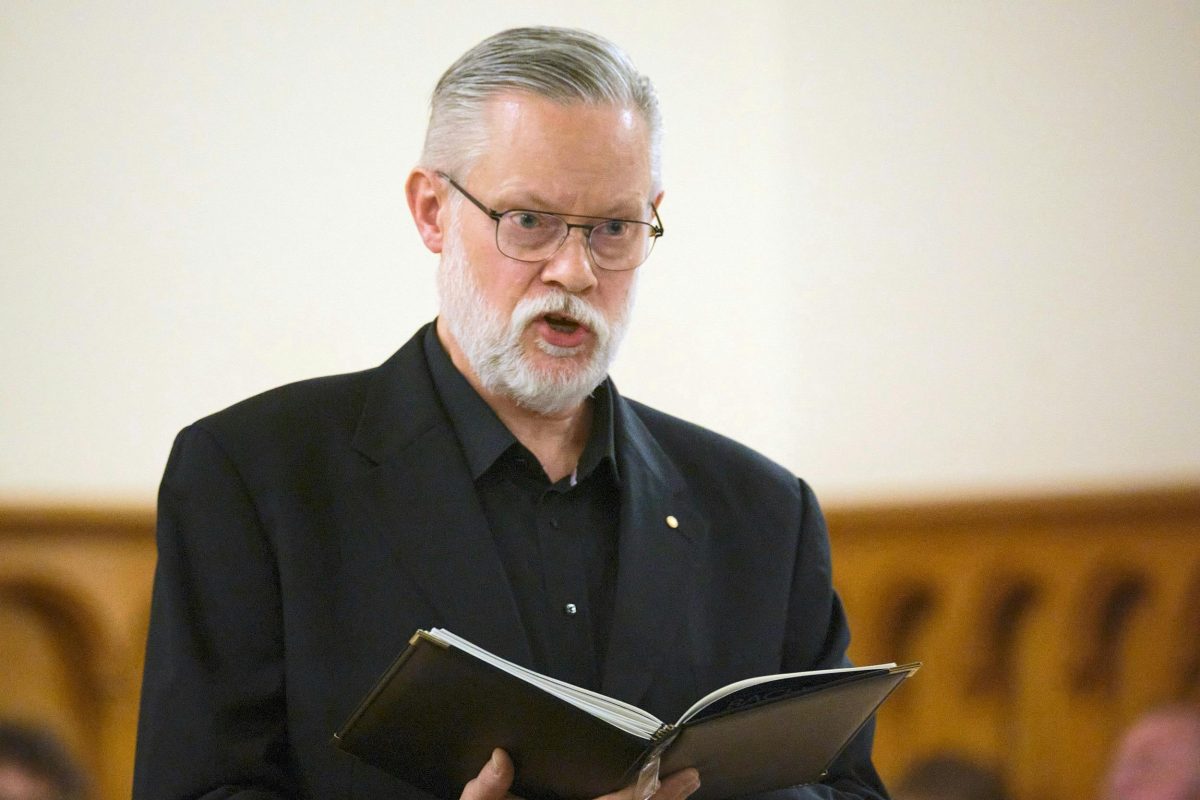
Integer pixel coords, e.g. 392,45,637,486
333,636,428,744
648,724,679,756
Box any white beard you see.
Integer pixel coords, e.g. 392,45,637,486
436,222,635,416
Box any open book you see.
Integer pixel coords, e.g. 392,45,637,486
333,629,918,800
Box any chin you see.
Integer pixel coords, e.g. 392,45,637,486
498,350,607,416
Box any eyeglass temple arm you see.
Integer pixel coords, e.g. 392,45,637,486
436,171,503,221
649,205,665,237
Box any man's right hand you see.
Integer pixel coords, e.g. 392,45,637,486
460,749,702,800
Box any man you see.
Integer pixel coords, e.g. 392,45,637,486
891,754,1008,800
0,721,91,800
1102,705,1200,800
133,26,888,800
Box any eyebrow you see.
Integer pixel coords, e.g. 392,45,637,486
517,202,651,222
493,190,649,220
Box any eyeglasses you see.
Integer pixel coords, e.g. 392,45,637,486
438,172,664,272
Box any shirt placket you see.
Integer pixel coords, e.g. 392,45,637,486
535,486,599,689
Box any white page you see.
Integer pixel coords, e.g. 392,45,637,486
675,663,898,725
428,628,663,738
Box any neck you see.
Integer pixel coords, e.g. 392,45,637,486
437,318,593,483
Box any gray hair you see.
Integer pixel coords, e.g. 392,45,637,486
420,26,662,194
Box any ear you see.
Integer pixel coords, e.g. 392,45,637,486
406,168,448,254
652,189,665,211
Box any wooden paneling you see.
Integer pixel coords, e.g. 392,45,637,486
827,486,1200,800
1,487,1197,800
0,506,155,800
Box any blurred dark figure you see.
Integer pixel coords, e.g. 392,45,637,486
0,721,89,800
1102,705,1200,800
893,753,1009,800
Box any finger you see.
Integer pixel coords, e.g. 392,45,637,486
652,768,701,800
460,748,516,800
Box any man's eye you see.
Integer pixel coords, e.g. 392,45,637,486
513,212,543,229
599,220,628,237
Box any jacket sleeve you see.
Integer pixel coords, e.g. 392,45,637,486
777,479,891,800
133,424,298,799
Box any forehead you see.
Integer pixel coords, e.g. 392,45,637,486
466,92,653,214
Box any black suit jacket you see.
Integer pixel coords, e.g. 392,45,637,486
134,324,888,800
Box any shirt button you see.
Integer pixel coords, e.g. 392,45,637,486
549,517,560,529
563,603,577,615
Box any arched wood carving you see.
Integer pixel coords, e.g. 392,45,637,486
969,575,1040,697
1069,568,1151,694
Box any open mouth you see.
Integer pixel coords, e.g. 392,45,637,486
543,313,583,334
536,311,591,349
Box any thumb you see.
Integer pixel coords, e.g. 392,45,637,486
461,748,515,800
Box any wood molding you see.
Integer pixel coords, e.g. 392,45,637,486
4,482,1196,535
825,483,1200,531
0,504,154,536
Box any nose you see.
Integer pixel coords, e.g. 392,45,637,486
539,227,598,294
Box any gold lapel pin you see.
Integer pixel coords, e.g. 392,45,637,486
665,515,679,529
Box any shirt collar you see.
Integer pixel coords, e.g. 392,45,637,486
423,321,619,484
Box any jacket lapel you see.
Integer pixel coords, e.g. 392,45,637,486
338,329,701,706
340,326,533,667
601,394,704,706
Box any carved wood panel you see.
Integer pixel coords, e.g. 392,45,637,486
1,486,1197,800
828,486,1200,800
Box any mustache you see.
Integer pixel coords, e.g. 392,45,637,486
507,290,611,341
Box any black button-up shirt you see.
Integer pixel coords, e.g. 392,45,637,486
423,324,621,690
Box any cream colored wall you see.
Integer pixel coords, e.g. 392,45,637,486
2,1,1197,502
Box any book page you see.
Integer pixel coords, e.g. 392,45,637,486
427,628,665,738
674,663,898,725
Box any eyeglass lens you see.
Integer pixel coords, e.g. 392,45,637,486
496,211,654,271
